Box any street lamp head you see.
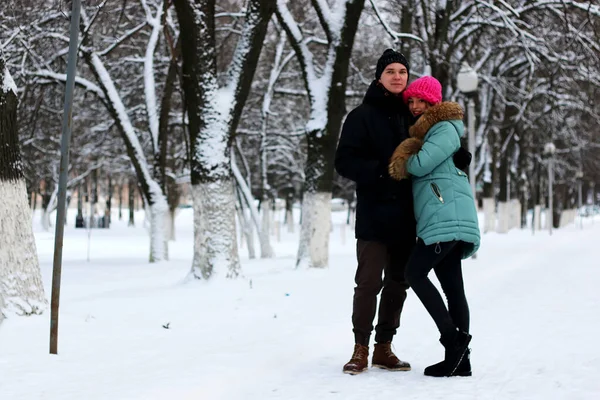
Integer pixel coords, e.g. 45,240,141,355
457,62,479,94
543,142,556,156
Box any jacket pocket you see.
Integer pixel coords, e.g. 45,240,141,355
430,182,444,204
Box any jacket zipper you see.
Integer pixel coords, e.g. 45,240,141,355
430,183,444,203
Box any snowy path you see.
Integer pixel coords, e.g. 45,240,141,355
1,212,599,399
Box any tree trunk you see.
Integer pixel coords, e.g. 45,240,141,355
0,58,46,323
232,150,273,258
91,168,98,228
128,178,135,226
118,181,123,220
30,187,37,211
498,151,509,203
236,189,256,260
174,0,275,279
148,202,168,262
297,126,339,268
260,199,274,258
554,184,566,228
41,188,51,231
75,183,84,228
167,208,176,241
166,177,180,241
106,174,112,227
296,192,332,269
285,192,294,233
399,2,413,59
191,180,240,279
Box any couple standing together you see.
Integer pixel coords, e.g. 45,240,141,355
335,49,481,377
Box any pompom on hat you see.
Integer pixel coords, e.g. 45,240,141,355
375,49,410,80
402,76,443,105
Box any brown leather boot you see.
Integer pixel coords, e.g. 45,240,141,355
372,342,411,371
343,344,369,375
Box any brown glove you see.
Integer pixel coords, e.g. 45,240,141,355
388,138,423,180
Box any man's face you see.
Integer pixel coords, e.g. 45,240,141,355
378,63,408,94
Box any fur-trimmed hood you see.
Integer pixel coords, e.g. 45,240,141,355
388,101,464,180
409,101,464,140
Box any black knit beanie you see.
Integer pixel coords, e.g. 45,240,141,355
375,49,409,80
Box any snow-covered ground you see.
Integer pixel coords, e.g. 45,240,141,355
1,208,599,400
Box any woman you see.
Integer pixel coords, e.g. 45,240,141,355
388,76,480,377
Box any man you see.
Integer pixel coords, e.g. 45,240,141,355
335,49,415,375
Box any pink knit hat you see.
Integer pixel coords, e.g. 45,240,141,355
403,76,442,105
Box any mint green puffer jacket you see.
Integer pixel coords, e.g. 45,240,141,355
389,102,480,259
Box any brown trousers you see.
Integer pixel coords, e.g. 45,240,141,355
352,239,413,346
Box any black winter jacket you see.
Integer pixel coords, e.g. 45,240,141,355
335,81,416,242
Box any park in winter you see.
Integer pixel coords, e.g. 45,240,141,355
1,1,599,399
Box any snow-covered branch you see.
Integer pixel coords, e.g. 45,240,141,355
226,0,277,130
311,0,333,42
141,0,164,153
29,69,105,99
368,0,424,43
98,21,147,56
275,0,318,97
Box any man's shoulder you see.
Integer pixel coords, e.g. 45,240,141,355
342,103,367,125
349,102,369,114
346,101,380,121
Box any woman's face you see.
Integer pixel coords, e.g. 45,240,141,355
407,97,431,117
378,63,409,94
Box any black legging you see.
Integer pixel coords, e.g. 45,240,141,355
405,239,469,337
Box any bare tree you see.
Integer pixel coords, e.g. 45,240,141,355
276,0,366,268
173,0,276,279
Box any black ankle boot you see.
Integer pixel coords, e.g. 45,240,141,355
424,331,472,377
443,329,471,376
456,349,472,376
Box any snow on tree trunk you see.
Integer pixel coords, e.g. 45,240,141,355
167,208,176,241
260,199,274,258
236,202,256,260
296,192,331,269
0,180,46,322
483,197,496,233
191,181,240,279
41,209,51,231
0,59,46,323
496,201,510,233
42,186,59,230
286,208,294,233
148,199,168,262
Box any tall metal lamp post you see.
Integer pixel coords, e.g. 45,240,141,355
544,142,556,235
456,63,479,205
